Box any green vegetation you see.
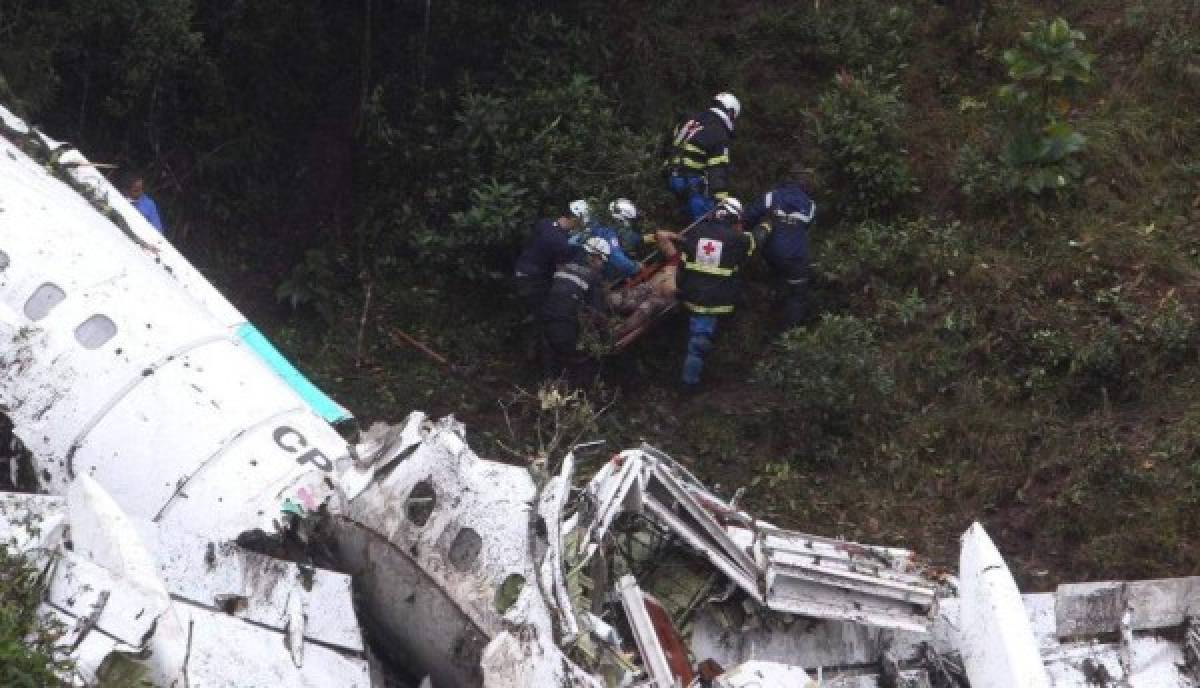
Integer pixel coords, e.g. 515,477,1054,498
2,0,1200,616
997,17,1096,195
0,546,69,683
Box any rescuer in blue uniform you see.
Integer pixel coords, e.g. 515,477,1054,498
540,237,611,385
514,199,590,316
656,197,755,388
569,198,641,282
743,182,816,330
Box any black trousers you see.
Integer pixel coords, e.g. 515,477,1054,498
515,274,550,317
768,259,808,331
541,317,595,387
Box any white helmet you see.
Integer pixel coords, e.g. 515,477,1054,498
583,236,611,260
714,92,741,119
716,196,743,220
568,199,591,225
608,198,638,226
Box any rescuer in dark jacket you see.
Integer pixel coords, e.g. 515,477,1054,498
514,199,590,316
540,237,611,385
657,197,755,388
666,92,740,222
742,182,816,330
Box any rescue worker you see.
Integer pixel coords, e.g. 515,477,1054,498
540,237,611,385
742,182,816,330
657,197,755,389
570,197,641,281
514,199,590,317
666,92,740,221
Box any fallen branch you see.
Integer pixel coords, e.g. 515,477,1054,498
354,278,374,368
390,328,451,368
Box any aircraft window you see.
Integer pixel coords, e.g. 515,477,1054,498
24,283,65,321
0,249,9,271
494,574,525,614
448,527,482,572
75,315,117,349
406,479,436,526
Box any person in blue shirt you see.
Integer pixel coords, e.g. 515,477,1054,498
742,181,816,330
569,198,641,282
126,174,165,235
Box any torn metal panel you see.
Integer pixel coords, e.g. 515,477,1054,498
646,460,758,577
689,604,931,671
761,554,933,633
577,449,646,564
1037,634,1198,687
132,519,364,653
337,417,595,688
2,481,371,687
536,450,580,643
642,493,763,603
755,525,936,633
46,555,163,649
1053,577,1200,637
179,602,371,687
339,413,429,500
1019,588,1200,687
713,660,815,688
617,574,676,687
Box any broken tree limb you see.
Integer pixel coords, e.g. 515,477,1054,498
354,278,373,368
390,328,451,368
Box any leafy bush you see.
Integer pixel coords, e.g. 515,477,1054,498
997,18,1096,195
0,546,70,684
755,315,894,431
748,2,914,75
359,72,657,284
1149,297,1197,364
816,216,971,292
952,141,1008,210
276,248,340,325
1068,324,1129,398
816,71,916,219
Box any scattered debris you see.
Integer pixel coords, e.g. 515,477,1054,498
4,97,1200,687
0,476,370,686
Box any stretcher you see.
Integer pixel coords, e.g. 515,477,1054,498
608,255,681,353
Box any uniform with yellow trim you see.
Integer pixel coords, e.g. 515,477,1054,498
666,92,740,221
676,197,754,387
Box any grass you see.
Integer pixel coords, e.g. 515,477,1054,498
0,545,69,684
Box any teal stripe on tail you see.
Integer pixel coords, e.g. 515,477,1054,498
236,323,353,425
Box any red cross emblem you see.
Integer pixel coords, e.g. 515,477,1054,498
702,241,717,256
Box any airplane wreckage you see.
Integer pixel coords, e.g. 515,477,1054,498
2,103,1200,687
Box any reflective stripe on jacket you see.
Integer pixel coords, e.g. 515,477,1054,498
743,183,815,266
677,218,754,315
541,260,604,322
668,108,733,196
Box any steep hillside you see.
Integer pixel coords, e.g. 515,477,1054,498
3,0,1199,589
